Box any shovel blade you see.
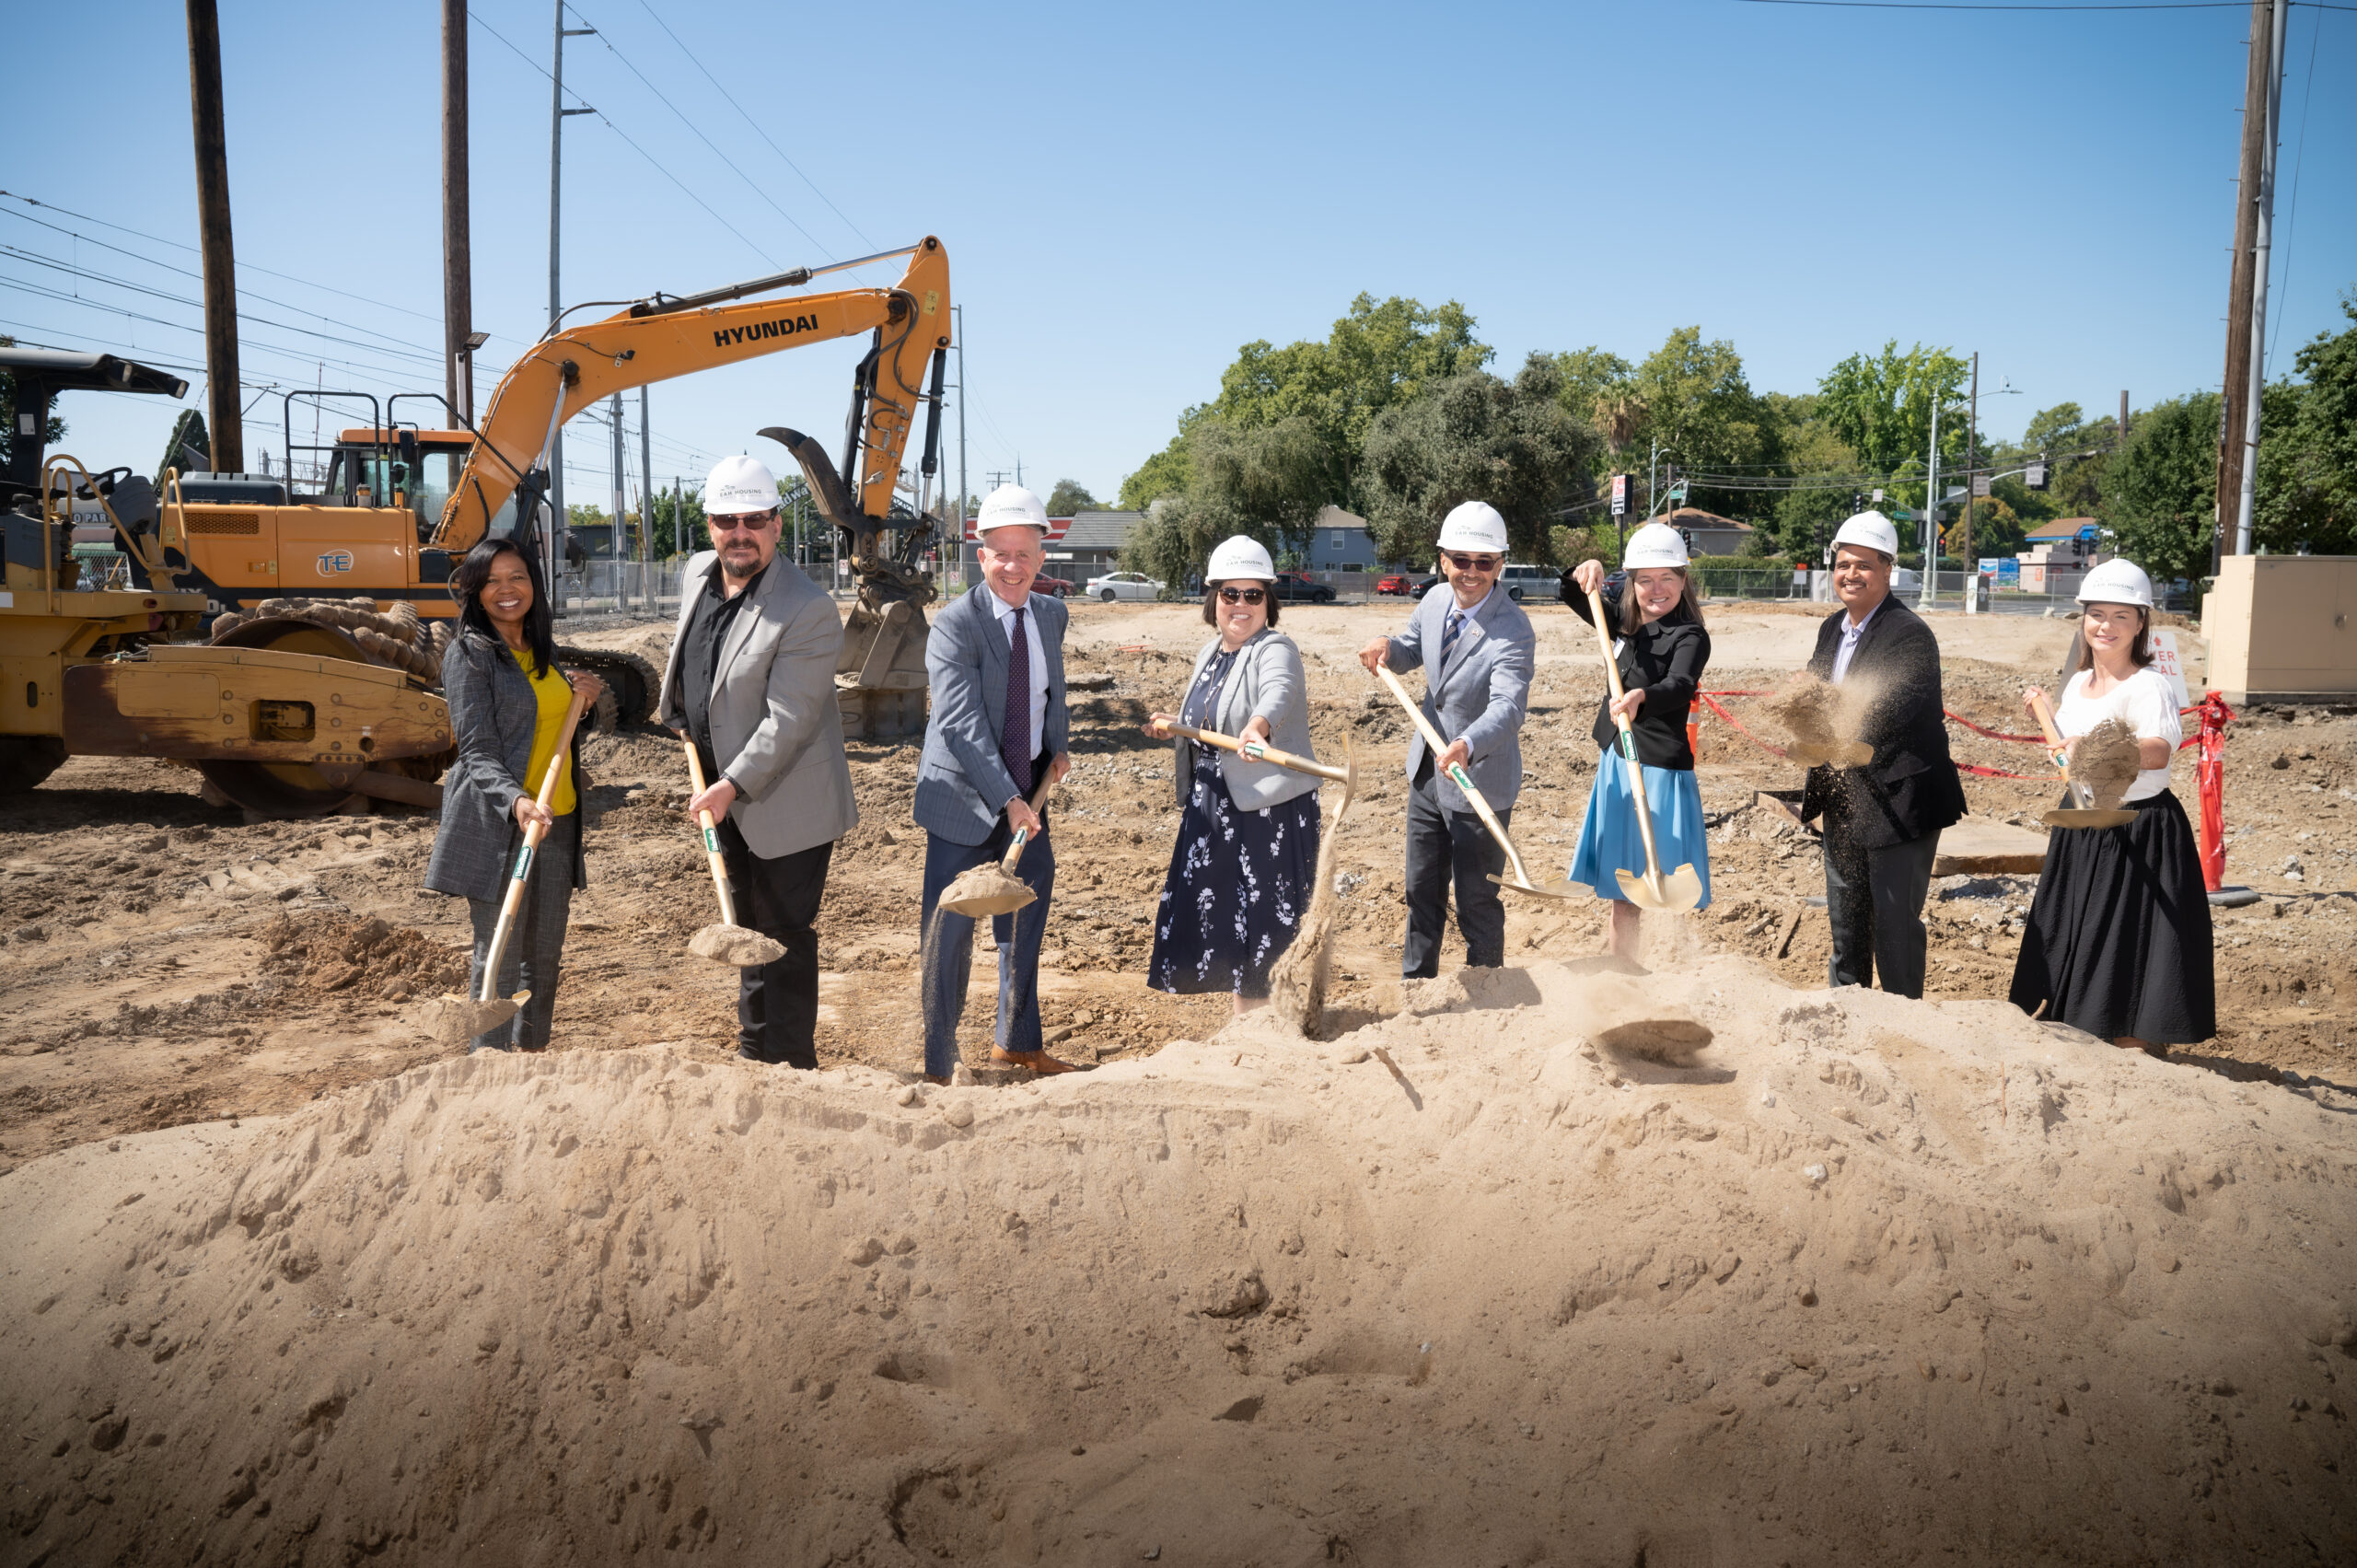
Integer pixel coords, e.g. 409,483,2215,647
1615,864,1704,912
1488,873,1582,901
2042,807,2135,830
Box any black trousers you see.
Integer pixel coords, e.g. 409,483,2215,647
715,819,833,1068
1822,819,1939,998
1403,757,1510,979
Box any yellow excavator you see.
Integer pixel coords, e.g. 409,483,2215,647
2,347,451,808
132,237,955,768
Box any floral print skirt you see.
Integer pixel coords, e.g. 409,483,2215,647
1149,759,1320,999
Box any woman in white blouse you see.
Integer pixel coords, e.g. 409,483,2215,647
2008,558,2213,1055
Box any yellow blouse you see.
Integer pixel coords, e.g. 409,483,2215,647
511,647,578,816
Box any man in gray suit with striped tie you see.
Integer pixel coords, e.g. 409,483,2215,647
914,484,1074,1083
1357,500,1535,979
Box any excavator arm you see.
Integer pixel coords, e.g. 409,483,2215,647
433,236,950,553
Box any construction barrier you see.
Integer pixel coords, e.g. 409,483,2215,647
1691,690,2240,879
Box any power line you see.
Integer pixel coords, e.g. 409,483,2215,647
467,7,784,273
2266,1,2329,373
1736,0,2354,8
0,189,489,339
565,1,836,261
624,0,874,251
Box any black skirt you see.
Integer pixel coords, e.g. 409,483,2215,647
2008,789,2216,1045
1149,757,1320,999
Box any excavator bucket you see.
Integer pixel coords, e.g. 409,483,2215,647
761,425,934,741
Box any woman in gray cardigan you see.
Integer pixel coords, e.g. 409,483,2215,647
1143,536,1322,1015
424,537,601,1052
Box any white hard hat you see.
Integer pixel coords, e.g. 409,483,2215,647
1622,521,1689,571
974,483,1049,538
702,454,779,517
1830,510,1900,559
1205,534,1277,582
1436,500,1508,554
2076,556,2154,609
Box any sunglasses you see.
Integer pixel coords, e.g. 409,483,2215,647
1217,587,1267,605
709,511,776,534
1445,553,1500,572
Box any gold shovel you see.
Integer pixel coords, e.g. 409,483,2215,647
418,682,589,1046
1581,587,1704,912
937,766,1060,918
680,738,788,967
2026,691,2136,830
1374,664,1578,901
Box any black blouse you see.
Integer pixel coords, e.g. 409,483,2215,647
1562,576,1712,770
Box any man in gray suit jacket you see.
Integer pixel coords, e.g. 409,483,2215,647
1357,501,1535,979
658,455,856,1068
915,484,1073,1082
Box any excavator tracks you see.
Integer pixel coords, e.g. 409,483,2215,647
552,646,660,732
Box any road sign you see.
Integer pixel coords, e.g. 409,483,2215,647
1971,475,1991,497
1610,474,1631,517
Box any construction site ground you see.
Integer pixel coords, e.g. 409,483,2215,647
3,596,2351,1166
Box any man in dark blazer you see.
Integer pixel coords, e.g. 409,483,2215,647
913,484,1074,1083
658,455,855,1069
1798,511,1967,998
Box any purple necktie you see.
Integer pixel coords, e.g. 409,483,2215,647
1003,608,1033,796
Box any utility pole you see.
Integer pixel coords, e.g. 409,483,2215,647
2234,0,2287,555
638,386,652,602
184,0,242,475
547,0,594,608
2216,0,2276,544
955,304,972,591
1920,396,1941,611
609,392,625,609
1962,352,1979,617
441,0,471,424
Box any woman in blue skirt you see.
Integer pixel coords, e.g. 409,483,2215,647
1562,521,1713,960
1143,535,1322,1016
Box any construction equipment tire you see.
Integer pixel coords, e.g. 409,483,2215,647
554,646,659,731
0,735,68,794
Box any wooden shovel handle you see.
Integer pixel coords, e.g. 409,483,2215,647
1372,664,1534,887
998,764,1060,875
1163,721,1349,784
480,680,590,1003
681,736,739,928
1585,587,1672,896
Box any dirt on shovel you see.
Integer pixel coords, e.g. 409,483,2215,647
412,993,522,1051
688,923,787,966
2069,718,2144,812
1763,672,1871,767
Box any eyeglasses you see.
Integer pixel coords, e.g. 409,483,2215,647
1217,587,1267,605
709,511,776,534
1445,553,1500,573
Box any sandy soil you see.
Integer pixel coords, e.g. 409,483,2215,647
3,596,2354,1562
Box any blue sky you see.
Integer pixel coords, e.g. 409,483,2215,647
9,0,2351,508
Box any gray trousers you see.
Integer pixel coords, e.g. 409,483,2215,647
465,825,576,1051
1403,761,1510,979
1822,820,1938,999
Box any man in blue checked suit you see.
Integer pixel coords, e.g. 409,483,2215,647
914,484,1074,1083
1357,501,1536,979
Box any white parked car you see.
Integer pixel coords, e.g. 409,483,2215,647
1085,570,1164,602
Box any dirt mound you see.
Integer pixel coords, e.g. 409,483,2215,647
4,954,2351,1564
258,913,470,1005
2072,718,2144,811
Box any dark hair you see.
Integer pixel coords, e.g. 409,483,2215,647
1619,567,1707,635
1202,579,1280,627
453,537,557,678
2075,603,2154,670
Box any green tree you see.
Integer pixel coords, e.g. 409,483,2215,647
644,487,707,557
1549,347,1638,464
1119,416,1331,587
1816,341,1970,505
153,408,208,485
1357,354,1599,565
2101,392,2222,586
1118,294,1492,519
1044,477,1099,515
2252,294,2357,555
1631,327,1779,515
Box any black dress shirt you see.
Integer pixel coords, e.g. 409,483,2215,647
680,557,769,789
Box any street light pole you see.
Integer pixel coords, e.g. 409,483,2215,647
1920,397,1941,611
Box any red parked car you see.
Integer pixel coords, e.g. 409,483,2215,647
1376,574,1414,597
1033,575,1074,598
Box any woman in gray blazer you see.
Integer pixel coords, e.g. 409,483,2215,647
1143,536,1322,1015
424,537,602,1052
